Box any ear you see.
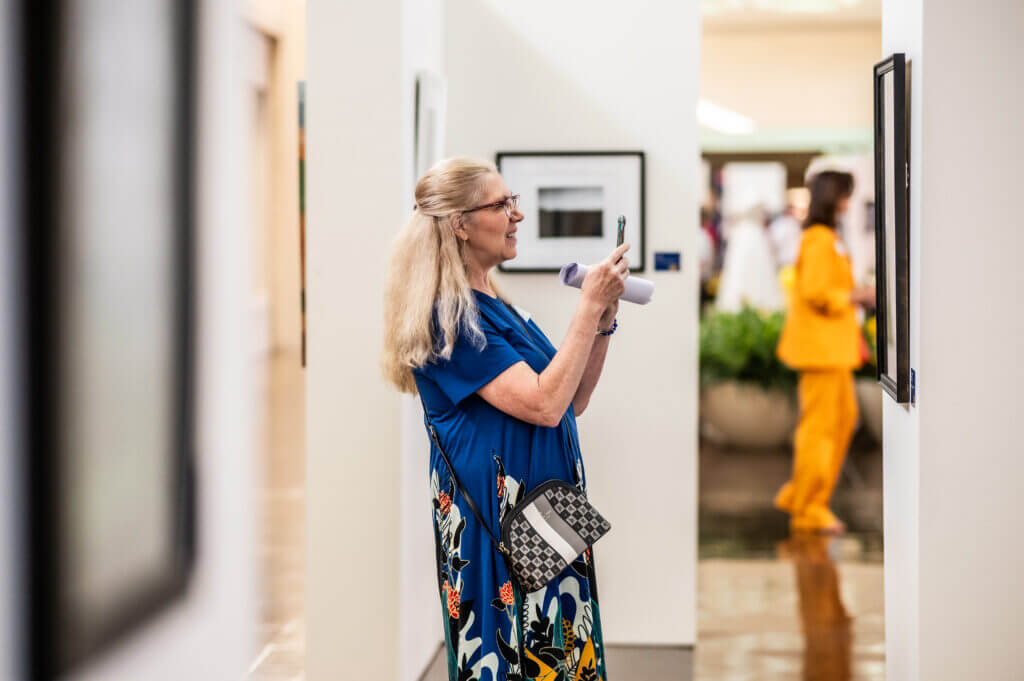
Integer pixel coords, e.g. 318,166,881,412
450,213,470,242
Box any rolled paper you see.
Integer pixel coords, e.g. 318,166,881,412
558,262,655,305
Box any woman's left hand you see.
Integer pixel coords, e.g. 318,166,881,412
598,299,618,332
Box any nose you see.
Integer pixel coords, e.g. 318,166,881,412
510,206,524,223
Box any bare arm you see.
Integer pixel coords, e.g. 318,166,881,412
572,300,617,416
476,244,630,427
478,297,604,426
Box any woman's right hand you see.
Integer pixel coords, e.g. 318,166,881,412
581,243,630,308
851,285,876,308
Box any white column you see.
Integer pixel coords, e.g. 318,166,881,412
305,1,404,679
883,1,1024,679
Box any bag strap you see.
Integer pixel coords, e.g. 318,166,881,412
420,298,576,558
419,394,508,556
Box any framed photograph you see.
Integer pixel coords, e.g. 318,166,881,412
20,0,198,676
496,152,645,273
873,53,911,403
414,71,447,180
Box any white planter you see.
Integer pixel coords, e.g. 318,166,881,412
700,380,798,448
855,378,883,444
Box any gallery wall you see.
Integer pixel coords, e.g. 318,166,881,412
702,24,881,133
444,0,701,645
882,0,1024,678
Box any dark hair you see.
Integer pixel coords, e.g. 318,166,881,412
803,170,854,229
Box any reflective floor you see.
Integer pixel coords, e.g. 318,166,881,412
250,351,885,681
250,350,306,681
696,438,885,681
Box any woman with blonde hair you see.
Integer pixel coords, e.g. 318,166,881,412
383,158,627,681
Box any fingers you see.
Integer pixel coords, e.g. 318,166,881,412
607,242,631,264
614,256,630,278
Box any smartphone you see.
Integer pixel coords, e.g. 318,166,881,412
616,216,626,247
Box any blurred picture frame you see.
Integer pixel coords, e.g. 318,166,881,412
873,53,911,403
414,70,447,180
20,0,198,677
496,151,645,273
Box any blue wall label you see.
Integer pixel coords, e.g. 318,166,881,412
654,252,681,271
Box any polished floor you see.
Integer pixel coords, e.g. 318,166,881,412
422,644,694,681
695,438,885,681
250,350,306,681
251,350,885,680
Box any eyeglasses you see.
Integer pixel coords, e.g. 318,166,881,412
462,194,520,218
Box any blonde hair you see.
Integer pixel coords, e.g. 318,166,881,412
382,158,503,393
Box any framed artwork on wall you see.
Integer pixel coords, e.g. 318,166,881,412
873,53,911,403
496,152,645,273
20,0,199,676
414,70,447,180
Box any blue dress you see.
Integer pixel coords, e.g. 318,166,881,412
413,291,608,681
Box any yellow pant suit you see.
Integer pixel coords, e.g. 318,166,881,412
775,225,861,531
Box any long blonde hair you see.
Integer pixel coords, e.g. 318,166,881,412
382,158,502,393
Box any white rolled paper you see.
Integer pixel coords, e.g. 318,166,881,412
558,263,655,305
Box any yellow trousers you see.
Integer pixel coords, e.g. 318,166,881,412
774,370,857,531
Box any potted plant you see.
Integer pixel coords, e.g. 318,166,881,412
699,306,798,447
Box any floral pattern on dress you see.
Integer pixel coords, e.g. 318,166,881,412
430,456,606,681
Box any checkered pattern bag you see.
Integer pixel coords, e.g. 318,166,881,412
423,413,611,593
500,480,611,592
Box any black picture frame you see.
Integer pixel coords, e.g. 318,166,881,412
873,53,911,404
19,0,198,677
495,151,646,273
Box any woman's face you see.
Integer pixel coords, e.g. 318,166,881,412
458,173,523,269
837,196,851,218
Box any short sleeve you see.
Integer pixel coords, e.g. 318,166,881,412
418,318,525,406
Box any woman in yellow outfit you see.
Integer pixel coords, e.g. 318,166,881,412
775,171,874,534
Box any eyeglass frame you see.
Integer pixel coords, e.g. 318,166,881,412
461,193,520,218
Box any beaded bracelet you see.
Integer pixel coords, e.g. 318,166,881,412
597,318,618,336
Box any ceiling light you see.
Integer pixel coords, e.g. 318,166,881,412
697,99,756,135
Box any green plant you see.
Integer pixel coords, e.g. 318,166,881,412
699,306,797,394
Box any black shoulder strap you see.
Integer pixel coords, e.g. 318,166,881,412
418,394,506,555
419,297,577,555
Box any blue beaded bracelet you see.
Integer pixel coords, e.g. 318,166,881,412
597,318,618,336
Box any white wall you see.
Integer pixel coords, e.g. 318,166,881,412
398,1,446,678
60,1,258,679
883,1,1024,679
445,0,700,645
246,0,306,354
915,0,1024,678
307,0,447,677
880,2,922,678
701,25,881,131
306,1,413,680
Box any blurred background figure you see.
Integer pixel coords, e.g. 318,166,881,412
769,187,811,269
774,171,875,535
713,163,786,312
